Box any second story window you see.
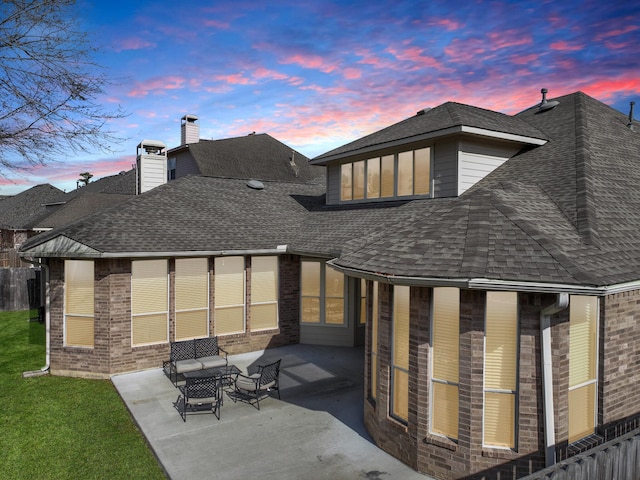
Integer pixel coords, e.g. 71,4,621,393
340,147,431,202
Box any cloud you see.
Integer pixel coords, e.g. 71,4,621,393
127,76,187,97
550,40,583,52
112,37,156,52
280,53,339,74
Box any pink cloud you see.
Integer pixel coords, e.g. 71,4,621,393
509,53,542,65
595,25,639,41
550,40,583,52
445,38,490,64
280,53,338,74
386,46,444,70
203,19,230,29
215,73,255,85
343,67,362,80
428,18,463,31
486,30,532,49
127,76,187,97
113,37,156,52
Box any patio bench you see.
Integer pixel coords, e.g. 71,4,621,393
163,337,228,386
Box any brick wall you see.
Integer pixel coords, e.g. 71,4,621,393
48,255,301,378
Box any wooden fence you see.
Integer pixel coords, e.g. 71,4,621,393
520,430,640,480
0,268,42,312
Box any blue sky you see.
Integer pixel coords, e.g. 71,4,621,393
2,0,639,194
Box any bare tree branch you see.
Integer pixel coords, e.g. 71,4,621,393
0,0,127,175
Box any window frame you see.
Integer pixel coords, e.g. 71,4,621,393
300,259,346,327
482,291,519,450
174,257,210,341
429,287,460,440
390,285,410,423
131,259,169,347
250,256,280,332
64,259,95,348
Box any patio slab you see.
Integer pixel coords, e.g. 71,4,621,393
112,344,432,480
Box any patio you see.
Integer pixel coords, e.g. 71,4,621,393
112,343,431,480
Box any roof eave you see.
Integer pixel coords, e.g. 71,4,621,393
311,125,547,165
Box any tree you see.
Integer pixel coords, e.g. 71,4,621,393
78,171,93,186
0,0,126,176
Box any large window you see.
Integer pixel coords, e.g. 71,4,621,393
340,147,431,201
131,259,168,346
370,281,379,401
175,258,209,341
569,295,598,444
64,260,94,348
391,285,410,422
300,260,345,326
484,291,518,448
250,256,279,331
214,256,245,335
430,287,459,439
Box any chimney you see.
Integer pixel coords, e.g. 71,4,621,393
628,102,636,131
136,139,167,194
181,114,199,145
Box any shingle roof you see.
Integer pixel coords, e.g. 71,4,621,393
21,92,640,290
313,101,548,162
332,92,640,287
32,193,134,229
175,133,325,183
0,184,65,229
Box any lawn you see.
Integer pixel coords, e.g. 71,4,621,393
0,310,166,479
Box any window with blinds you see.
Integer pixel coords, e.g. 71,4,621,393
214,256,245,335
569,295,598,444
131,259,168,346
64,260,94,348
250,256,279,331
175,258,209,341
484,291,518,448
430,287,460,439
360,279,367,325
391,285,410,422
300,260,345,326
370,281,379,401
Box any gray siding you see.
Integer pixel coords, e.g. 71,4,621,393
432,138,458,198
325,164,341,205
458,139,521,195
174,151,201,179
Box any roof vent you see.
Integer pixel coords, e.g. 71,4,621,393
628,101,636,131
246,180,264,190
538,88,559,111
416,107,431,116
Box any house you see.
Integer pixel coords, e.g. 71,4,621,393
19,91,640,479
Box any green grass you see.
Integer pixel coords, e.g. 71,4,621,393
0,311,166,479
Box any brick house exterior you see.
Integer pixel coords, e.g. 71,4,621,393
20,91,640,479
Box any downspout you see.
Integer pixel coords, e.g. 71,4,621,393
21,257,50,376
540,293,569,467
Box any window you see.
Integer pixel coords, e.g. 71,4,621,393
484,291,518,448
569,295,598,444
214,256,245,335
430,287,459,439
300,260,345,326
391,285,410,422
370,281,379,401
64,260,94,348
360,279,367,325
339,147,431,202
167,157,176,181
131,259,168,346
250,256,279,331
175,258,209,341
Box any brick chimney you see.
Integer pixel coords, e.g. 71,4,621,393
181,114,199,145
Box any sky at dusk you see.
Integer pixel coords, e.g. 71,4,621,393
1,0,639,195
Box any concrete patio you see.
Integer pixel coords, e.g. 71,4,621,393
112,344,432,480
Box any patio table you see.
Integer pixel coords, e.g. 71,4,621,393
183,365,242,404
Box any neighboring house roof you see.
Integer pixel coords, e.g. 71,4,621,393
0,184,66,230
332,92,640,290
171,133,325,183
62,169,137,198
312,101,548,163
31,193,134,230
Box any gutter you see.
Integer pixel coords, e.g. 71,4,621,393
20,257,50,377
19,246,289,259
540,293,569,467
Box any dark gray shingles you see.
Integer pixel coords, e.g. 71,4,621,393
0,184,65,229
180,134,324,183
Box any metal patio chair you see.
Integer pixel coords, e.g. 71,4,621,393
176,375,221,421
232,359,281,410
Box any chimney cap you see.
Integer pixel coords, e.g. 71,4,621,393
181,114,198,124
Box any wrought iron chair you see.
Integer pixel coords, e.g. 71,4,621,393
176,375,221,421
232,359,281,410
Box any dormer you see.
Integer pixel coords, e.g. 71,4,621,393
312,102,548,205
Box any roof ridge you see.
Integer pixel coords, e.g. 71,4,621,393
573,92,600,246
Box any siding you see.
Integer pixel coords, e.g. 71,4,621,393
432,138,458,198
325,164,341,205
138,156,167,193
458,139,521,195
174,151,201,178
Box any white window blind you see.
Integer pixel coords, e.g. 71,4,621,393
250,256,279,331
175,258,209,341
391,285,410,422
131,259,168,346
214,256,245,335
64,260,94,348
